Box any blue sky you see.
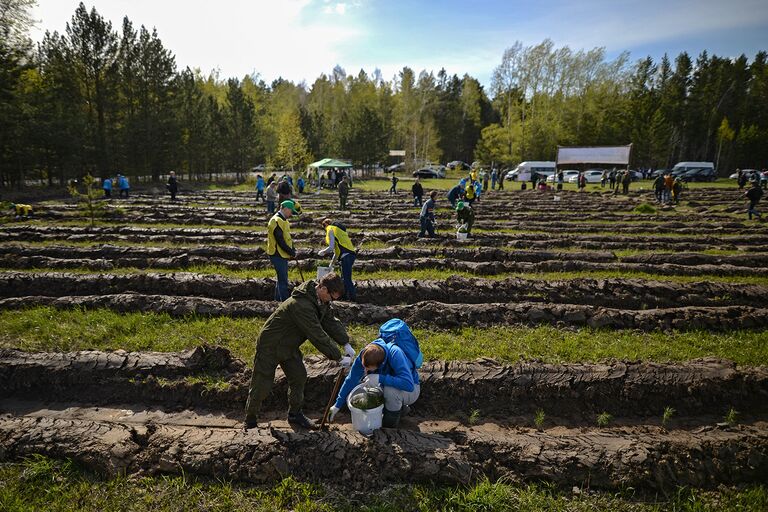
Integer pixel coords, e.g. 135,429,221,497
31,0,768,90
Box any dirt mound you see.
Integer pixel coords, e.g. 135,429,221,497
3,272,765,309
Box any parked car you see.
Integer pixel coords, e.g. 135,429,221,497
568,170,604,184
387,162,405,172
546,170,579,182
413,167,446,179
680,168,717,182
650,169,669,178
252,164,266,172
628,170,644,181
447,161,470,170
729,169,758,179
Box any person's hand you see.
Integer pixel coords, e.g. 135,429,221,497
343,343,356,358
364,373,380,386
318,247,331,257
339,356,352,368
328,406,340,422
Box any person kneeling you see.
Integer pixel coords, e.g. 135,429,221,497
328,339,420,428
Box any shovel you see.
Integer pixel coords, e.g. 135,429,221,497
319,367,346,429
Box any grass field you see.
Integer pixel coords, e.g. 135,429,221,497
2,308,766,366
1,456,766,512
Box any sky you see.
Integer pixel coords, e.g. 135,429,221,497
29,0,768,89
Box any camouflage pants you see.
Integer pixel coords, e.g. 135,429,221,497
244,349,308,420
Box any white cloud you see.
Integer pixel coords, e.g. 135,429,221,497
30,0,363,83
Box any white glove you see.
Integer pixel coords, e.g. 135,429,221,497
364,373,380,387
328,406,339,422
343,343,356,358
339,356,352,368
318,247,331,257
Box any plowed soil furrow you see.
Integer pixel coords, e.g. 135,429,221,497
1,412,765,491
2,294,766,330
2,272,766,309
2,349,767,419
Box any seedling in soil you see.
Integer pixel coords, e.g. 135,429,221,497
633,203,657,214
534,409,546,430
725,407,739,426
469,409,481,425
597,412,613,427
662,406,675,428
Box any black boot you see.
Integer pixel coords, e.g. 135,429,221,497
288,411,318,430
382,407,402,428
243,417,258,430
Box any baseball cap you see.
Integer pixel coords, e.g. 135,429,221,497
281,199,301,214
456,201,465,211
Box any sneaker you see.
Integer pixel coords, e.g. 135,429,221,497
288,411,318,430
401,404,411,417
243,418,258,430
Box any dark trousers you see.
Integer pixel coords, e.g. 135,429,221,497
748,200,762,219
256,189,264,201
340,253,356,301
267,200,275,213
270,254,290,301
103,189,111,198
119,189,129,198
245,349,306,420
339,194,348,209
414,195,423,207
419,216,435,237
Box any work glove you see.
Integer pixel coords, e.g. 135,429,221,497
328,406,340,422
343,343,356,358
339,356,352,368
318,247,331,257
363,373,380,387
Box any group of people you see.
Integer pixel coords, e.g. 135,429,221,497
101,174,131,199
652,173,683,204
256,174,307,213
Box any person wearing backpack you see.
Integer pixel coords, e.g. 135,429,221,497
328,319,422,429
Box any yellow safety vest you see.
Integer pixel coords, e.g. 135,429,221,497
15,204,32,216
266,213,293,258
465,182,475,199
325,225,355,258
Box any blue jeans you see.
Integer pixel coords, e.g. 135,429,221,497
419,216,434,237
340,253,356,301
267,200,275,213
270,255,290,301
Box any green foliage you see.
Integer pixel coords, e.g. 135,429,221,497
468,409,481,425
662,406,676,428
597,412,613,427
67,173,106,227
534,409,546,430
633,202,657,214
725,407,739,426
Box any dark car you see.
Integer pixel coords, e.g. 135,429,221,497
412,168,446,179
680,168,717,182
447,160,470,170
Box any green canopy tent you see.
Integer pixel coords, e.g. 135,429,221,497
308,158,352,169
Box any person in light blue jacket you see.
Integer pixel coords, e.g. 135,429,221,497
328,338,420,428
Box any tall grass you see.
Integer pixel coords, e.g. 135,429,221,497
1,308,766,366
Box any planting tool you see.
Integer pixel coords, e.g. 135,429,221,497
297,260,305,282
320,366,346,429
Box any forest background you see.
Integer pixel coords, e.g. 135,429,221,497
1,1,767,187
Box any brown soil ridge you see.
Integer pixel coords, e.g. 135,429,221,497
2,348,766,418
2,294,766,331
3,272,765,309
0,412,765,491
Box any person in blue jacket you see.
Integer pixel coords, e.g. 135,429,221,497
447,180,465,208
328,338,420,428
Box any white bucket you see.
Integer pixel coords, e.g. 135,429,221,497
553,195,561,201
456,232,468,241
346,383,384,435
316,266,332,280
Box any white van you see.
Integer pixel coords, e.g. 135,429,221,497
671,162,714,175
505,161,557,181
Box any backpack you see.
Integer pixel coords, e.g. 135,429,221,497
379,318,423,369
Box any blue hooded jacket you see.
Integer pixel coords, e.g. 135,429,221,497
333,338,419,409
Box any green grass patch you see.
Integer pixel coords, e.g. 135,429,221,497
633,203,657,214
1,456,766,511
2,308,766,366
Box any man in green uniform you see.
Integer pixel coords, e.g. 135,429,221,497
267,199,301,301
455,201,475,237
244,272,356,430
338,175,350,210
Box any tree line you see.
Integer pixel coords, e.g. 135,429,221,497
1,1,766,188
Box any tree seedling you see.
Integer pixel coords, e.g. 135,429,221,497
596,412,613,427
468,409,481,425
724,407,739,426
534,409,546,430
68,173,105,228
662,406,676,429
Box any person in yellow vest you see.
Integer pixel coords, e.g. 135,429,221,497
319,218,357,300
267,200,302,301
10,203,33,219
464,180,476,204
